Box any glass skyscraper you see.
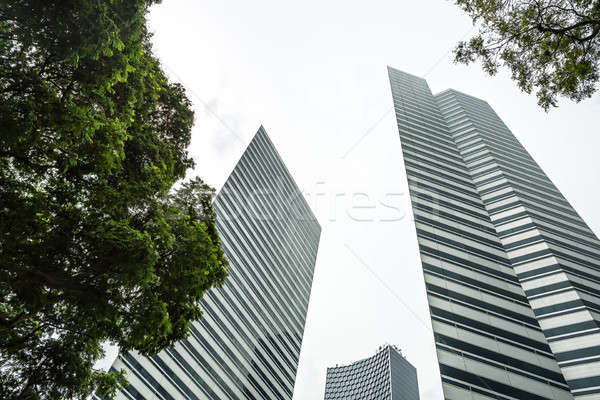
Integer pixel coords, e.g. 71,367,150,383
388,67,600,400
105,126,321,399
323,344,420,400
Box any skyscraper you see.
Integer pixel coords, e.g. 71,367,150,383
388,67,600,400
105,126,321,399
323,344,420,400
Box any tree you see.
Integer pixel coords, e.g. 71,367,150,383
453,0,600,110
0,1,228,398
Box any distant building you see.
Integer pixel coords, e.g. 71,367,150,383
105,126,321,399
324,345,419,400
388,66,600,399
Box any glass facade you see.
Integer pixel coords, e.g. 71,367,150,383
389,66,600,399
323,345,419,400
104,126,321,400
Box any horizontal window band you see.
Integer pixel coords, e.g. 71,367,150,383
437,343,566,391
504,235,600,266
473,173,507,188
520,202,588,228
430,306,549,352
543,237,600,263
424,263,527,303
400,137,465,163
488,202,528,217
403,151,472,179
555,345,600,364
412,208,496,236
512,249,598,282
531,288,584,305
405,160,476,190
565,373,600,390
457,138,487,152
440,377,513,400
413,203,495,233
399,129,460,154
544,320,600,339
499,173,562,198
503,235,546,251
536,307,590,322
483,148,541,172
527,279,600,300
398,106,456,132
510,249,554,265
486,167,560,194
427,283,539,326
519,263,600,287
533,299,590,318
419,245,519,283
476,158,548,184
509,183,571,208
490,199,579,227
498,223,537,238
546,248,600,274
464,128,529,152
432,321,551,364
461,144,492,158
411,190,487,216
532,224,600,250
549,329,600,344
469,160,498,175
435,334,567,386
525,280,573,297
414,215,500,247
417,229,509,264
482,192,516,208
439,364,553,400
402,145,470,174
511,191,577,217
478,181,517,197
517,264,562,281
491,210,531,226
455,133,481,145
406,171,481,200
570,386,600,397
560,355,600,369
399,131,460,158
409,184,490,211
480,180,560,203
464,152,494,166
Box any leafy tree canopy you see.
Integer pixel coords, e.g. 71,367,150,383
454,0,600,110
0,1,228,398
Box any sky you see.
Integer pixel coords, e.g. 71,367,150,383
142,1,600,399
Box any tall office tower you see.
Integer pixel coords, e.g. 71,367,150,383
388,67,600,400
106,126,321,399
323,345,420,400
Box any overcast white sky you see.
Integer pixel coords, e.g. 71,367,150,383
145,1,600,399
